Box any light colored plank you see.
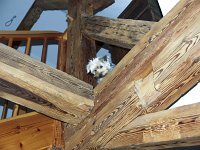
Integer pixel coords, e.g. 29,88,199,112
0,43,94,124
0,112,54,150
65,0,200,149
0,43,93,99
105,102,200,149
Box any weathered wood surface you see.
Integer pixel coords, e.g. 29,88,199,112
105,103,200,149
82,15,154,49
65,0,200,149
0,43,94,124
17,0,115,31
0,112,54,150
66,0,96,85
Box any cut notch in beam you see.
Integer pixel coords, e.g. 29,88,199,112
0,43,94,124
82,15,155,49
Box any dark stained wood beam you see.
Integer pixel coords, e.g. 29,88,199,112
66,0,96,85
0,43,94,124
65,0,200,149
82,15,154,49
0,112,54,150
17,1,43,30
119,0,162,21
105,103,200,150
17,0,115,31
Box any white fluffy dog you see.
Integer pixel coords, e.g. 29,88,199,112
86,55,113,83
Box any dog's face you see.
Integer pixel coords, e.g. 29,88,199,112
86,56,111,78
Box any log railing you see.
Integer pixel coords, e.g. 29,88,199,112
0,30,66,120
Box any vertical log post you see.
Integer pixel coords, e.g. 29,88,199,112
66,0,96,86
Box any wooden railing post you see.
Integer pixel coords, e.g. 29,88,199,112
1,99,8,119
41,37,48,63
25,37,32,55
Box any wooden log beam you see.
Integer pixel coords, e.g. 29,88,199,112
105,102,200,150
0,43,94,124
66,0,96,85
65,0,200,149
0,112,54,150
82,15,155,49
17,0,115,31
17,1,43,30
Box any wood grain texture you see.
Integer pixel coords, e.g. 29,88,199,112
65,0,200,149
0,112,54,150
82,15,154,49
0,43,94,124
105,103,200,150
0,43,93,99
66,0,96,85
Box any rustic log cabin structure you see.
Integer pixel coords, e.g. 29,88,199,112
0,0,200,149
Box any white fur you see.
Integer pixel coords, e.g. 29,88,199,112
86,56,113,83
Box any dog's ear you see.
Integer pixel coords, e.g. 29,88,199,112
86,63,91,73
99,55,108,62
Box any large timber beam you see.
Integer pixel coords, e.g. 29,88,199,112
0,112,54,150
82,15,155,49
17,0,115,30
65,0,200,149
105,102,200,150
66,0,96,85
0,43,94,124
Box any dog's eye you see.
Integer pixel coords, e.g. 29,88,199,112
100,65,103,69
